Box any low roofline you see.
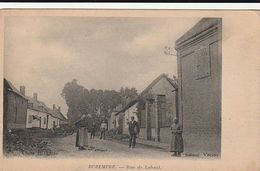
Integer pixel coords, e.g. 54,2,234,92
4,78,28,100
115,99,139,116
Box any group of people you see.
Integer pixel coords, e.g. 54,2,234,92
74,115,108,150
74,114,184,157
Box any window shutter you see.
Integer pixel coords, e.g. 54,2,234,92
196,46,211,79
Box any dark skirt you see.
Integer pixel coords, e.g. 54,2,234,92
170,132,184,152
75,127,88,147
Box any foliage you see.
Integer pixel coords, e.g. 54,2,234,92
61,79,138,124
4,130,58,156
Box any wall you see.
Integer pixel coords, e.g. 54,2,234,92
26,109,49,129
47,115,60,129
144,77,176,128
122,103,139,135
175,18,221,154
6,92,28,130
139,127,172,145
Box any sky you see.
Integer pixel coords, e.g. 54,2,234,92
4,16,200,115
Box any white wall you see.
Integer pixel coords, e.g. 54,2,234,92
47,115,60,129
26,109,48,129
122,103,139,135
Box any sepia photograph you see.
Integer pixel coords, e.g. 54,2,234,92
0,9,259,171
3,15,221,159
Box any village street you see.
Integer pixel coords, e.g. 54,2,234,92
50,133,171,158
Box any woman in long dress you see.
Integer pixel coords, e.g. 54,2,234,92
170,118,184,157
75,114,89,150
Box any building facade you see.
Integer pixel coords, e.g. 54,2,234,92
138,74,177,144
4,79,28,130
26,93,49,129
115,74,177,145
122,102,139,135
26,95,66,129
175,18,222,154
108,104,122,130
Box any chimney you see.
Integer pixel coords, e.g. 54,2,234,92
53,104,56,110
33,93,38,101
20,86,25,96
58,106,61,111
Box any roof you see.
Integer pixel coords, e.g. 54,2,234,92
175,18,221,50
27,96,67,121
52,109,67,121
114,74,177,116
140,73,177,97
115,99,139,116
27,96,49,113
4,79,67,121
4,78,28,100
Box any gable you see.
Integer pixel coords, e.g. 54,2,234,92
146,77,176,96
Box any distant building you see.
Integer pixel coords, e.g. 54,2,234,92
26,93,49,129
50,104,68,127
175,18,222,154
115,74,178,144
115,100,139,135
108,104,122,131
4,79,67,131
4,79,28,130
26,94,67,129
138,74,177,143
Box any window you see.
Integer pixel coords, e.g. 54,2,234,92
196,46,211,79
44,117,46,124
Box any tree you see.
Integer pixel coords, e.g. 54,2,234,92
61,79,139,124
61,79,85,123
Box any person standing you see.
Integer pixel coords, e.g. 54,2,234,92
100,120,107,140
75,114,89,150
170,118,184,156
90,122,96,139
128,116,140,148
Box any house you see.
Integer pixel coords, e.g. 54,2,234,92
26,93,67,129
26,93,49,129
56,107,68,126
115,74,178,144
49,104,68,128
138,74,177,143
3,79,28,131
115,100,139,135
175,18,222,154
108,104,122,131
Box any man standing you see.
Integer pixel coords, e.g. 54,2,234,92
90,122,96,139
100,120,107,140
128,116,140,148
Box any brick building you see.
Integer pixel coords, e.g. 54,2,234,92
175,18,222,154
